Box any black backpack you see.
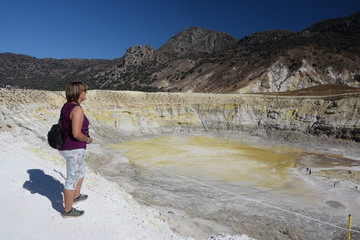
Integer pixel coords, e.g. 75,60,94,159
47,121,63,149
47,105,75,149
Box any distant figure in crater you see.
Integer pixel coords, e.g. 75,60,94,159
58,82,93,218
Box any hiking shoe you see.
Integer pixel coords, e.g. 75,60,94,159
73,194,88,204
62,208,84,218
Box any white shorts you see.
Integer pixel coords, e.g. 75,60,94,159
59,149,86,190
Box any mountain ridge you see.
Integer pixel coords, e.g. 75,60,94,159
1,11,359,93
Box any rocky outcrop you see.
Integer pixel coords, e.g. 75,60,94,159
123,45,156,66
237,59,360,93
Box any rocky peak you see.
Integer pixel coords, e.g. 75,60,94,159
123,44,156,66
157,26,238,57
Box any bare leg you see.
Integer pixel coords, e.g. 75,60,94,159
63,189,75,212
74,178,84,199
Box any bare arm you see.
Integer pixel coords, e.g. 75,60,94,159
70,106,93,144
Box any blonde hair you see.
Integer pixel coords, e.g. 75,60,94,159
65,82,87,103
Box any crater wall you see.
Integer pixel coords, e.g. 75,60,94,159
1,89,359,143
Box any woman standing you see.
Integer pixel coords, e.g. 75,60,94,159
59,82,93,218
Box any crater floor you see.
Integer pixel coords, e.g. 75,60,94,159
89,134,360,240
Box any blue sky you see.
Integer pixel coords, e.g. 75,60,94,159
1,0,359,59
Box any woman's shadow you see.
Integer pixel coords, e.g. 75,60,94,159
23,169,64,213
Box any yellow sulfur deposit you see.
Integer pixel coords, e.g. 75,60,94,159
111,135,299,189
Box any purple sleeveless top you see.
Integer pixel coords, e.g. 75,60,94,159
59,102,90,151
